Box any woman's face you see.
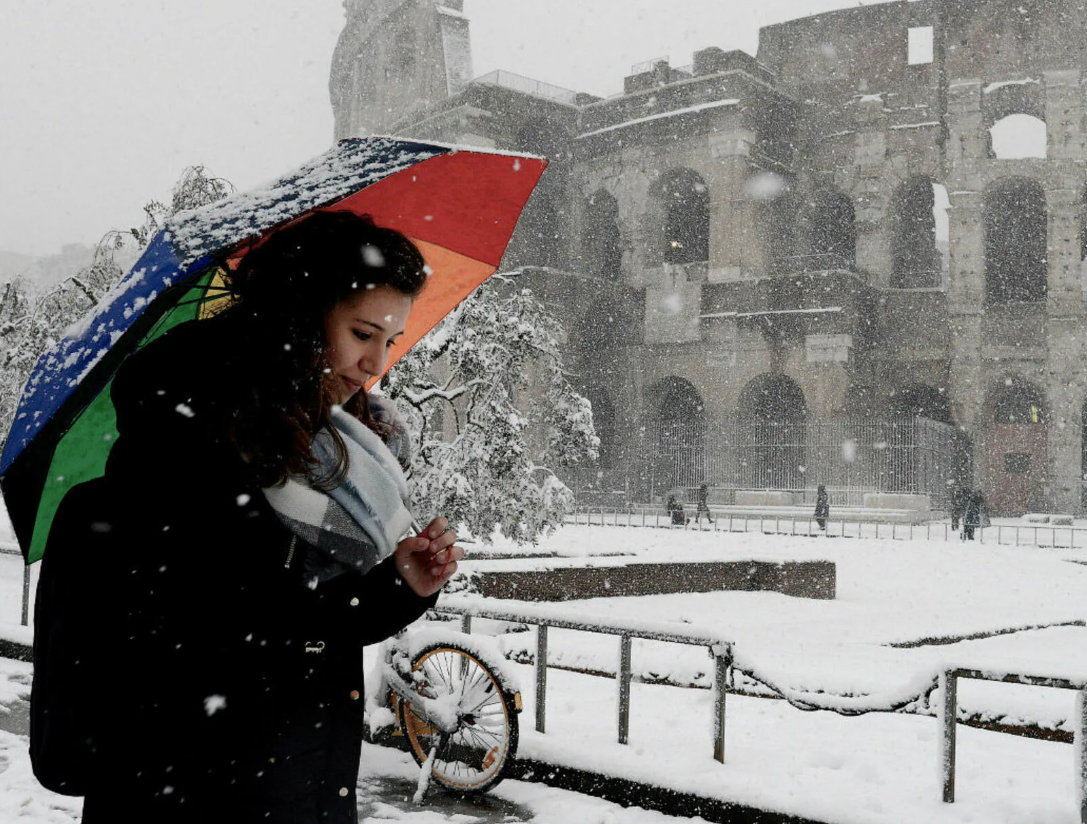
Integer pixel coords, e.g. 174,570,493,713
323,284,413,405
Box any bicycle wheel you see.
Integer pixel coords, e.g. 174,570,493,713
396,641,519,793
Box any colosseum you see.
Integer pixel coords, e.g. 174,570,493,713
331,0,1087,516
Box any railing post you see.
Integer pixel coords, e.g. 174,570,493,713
617,634,632,745
942,670,958,803
460,613,472,634
22,563,31,627
1079,688,1087,824
713,648,729,763
536,625,548,734
1078,691,1087,824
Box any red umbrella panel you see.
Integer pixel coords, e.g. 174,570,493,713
1,137,547,562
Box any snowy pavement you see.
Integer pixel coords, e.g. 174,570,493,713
2,523,1087,822
0,654,697,824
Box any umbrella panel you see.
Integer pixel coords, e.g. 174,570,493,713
23,267,221,563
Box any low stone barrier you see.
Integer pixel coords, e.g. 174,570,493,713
470,559,836,601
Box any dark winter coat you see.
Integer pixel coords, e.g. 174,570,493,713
814,487,830,526
58,320,435,823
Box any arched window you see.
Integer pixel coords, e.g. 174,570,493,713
808,188,855,271
515,120,571,269
891,179,949,288
984,178,1047,304
657,169,709,265
583,189,622,281
989,113,1047,160
891,383,953,424
585,389,617,469
652,376,705,489
738,374,808,490
986,380,1048,515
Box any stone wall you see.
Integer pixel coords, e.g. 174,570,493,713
470,559,837,601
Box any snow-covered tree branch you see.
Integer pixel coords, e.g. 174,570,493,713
384,276,599,544
0,167,233,451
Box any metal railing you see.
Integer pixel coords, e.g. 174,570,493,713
0,545,30,626
566,507,1087,548
941,667,1087,822
472,70,580,105
649,416,970,510
434,600,734,763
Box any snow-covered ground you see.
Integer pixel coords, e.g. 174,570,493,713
1,522,1085,822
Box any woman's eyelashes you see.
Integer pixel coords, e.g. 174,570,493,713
353,329,397,348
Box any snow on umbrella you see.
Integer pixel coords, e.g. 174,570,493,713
0,136,547,563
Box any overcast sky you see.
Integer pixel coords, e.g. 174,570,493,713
0,1,875,259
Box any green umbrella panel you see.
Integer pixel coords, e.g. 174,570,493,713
25,268,228,563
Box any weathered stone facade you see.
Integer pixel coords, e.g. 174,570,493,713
332,0,1087,515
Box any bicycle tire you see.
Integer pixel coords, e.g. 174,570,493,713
396,641,519,794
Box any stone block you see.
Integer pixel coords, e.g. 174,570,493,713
735,490,797,506
470,559,836,601
862,492,931,513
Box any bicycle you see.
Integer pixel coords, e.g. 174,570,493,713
372,624,522,796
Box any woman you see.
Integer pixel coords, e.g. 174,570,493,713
70,211,462,822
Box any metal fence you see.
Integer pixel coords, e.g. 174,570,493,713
941,667,1087,823
567,508,1087,549
436,600,734,763
646,416,970,511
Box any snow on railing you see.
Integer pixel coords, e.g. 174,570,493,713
430,597,962,767
940,667,1087,823
435,597,734,763
567,507,1087,549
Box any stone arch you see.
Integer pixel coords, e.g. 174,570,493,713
989,113,1048,160
582,189,622,281
650,168,710,266
737,374,808,489
649,376,705,490
807,187,855,271
985,378,1048,515
982,81,1046,160
514,119,572,269
890,178,949,288
768,183,802,273
984,177,1047,305
890,383,953,425
888,383,954,492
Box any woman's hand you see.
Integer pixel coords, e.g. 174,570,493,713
393,517,464,597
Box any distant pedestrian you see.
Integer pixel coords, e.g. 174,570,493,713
950,486,968,531
962,489,989,540
666,494,688,526
814,484,829,531
695,482,714,523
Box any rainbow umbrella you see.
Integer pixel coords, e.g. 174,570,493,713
1,136,547,563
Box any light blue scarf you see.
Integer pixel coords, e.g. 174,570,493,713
262,406,413,585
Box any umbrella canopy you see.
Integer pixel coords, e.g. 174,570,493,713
1,136,547,563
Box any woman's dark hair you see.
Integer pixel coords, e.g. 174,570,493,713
214,211,426,489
